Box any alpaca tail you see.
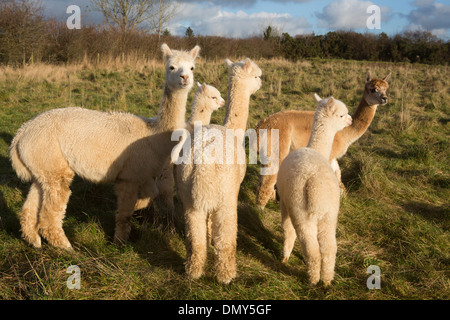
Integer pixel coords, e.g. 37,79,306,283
9,129,32,182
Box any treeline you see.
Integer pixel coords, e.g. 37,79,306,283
0,0,449,66
279,31,450,64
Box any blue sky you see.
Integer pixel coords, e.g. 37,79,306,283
44,0,450,39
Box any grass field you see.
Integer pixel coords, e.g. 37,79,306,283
0,56,448,300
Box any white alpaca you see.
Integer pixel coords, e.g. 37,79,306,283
176,58,262,284
9,43,200,249
148,82,225,216
277,94,352,286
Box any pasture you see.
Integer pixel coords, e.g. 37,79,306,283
0,57,448,299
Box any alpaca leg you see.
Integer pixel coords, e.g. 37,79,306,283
256,140,290,209
20,182,42,248
212,205,238,284
331,159,346,195
256,173,278,209
134,179,158,211
295,220,321,286
185,208,208,280
38,174,74,249
318,214,338,287
281,201,297,263
155,163,175,217
114,181,139,243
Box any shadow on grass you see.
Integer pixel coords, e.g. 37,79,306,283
401,200,450,232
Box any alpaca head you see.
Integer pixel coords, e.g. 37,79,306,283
161,43,201,91
195,82,225,111
364,71,391,106
314,93,352,132
225,58,262,95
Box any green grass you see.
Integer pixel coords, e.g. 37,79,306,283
0,58,448,300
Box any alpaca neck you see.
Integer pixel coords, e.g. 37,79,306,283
188,97,212,127
307,118,338,159
341,95,378,144
156,85,188,132
222,79,250,131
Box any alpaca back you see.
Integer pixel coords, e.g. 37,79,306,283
177,124,245,211
12,107,164,184
277,148,340,219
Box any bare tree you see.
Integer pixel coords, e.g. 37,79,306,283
90,0,156,34
149,0,180,41
91,0,180,38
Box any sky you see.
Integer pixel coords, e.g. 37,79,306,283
43,0,450,39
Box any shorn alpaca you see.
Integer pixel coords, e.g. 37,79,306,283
277,95,352,286
9,43,200,249
256,71,390,209
176,58,262,284
149,82,225,216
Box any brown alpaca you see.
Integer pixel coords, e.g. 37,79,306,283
255,71,391,209
9,44,200,248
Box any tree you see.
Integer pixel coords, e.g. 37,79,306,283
149,0,180,41
0,0,47,65
185,26,194,38
90,0,179,38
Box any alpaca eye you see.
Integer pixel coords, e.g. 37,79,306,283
191,66,195,71
170,66,175,70
212,97,217,100
371,88,376,93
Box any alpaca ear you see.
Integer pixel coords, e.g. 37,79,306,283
201,83,208,93
326,97,337,113
383,72,392,82
161,43,173,59
366,70,372,83
225,59,234,68
189,45,201,60
313,93,322,102
197,81,201,88
243,58,253,74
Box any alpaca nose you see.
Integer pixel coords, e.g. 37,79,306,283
180,74,189,81
381,96,388,104
347,115,353,126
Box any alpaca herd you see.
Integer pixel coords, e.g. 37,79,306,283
9,44,390,287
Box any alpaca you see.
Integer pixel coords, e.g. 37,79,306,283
277,94,352,286
176,58,262,284
255,71,391,209
142,82,225,216
9,43,200,249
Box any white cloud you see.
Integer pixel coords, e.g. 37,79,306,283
316,0,390,30
406,0,450,37
170,2,312,37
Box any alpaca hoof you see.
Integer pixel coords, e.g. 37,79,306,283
282,257,289,264
25,235,42,249
54,238,73,250
186,266,204,280
216,272,235,284
322,280,332,287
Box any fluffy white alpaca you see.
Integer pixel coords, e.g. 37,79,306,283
277,94,352,286
149,82,225,216
176,58,262,284
9,43,200,249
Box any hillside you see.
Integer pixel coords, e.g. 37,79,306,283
0,57,448,300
